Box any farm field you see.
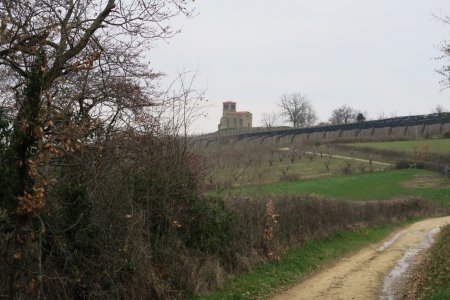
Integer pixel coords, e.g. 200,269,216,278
208,156,388,187
221,169,450,206
201,143,392,189
349,138,450,155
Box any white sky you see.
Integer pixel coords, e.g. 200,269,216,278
150,1,450,134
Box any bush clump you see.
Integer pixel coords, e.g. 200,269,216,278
395,160,444,173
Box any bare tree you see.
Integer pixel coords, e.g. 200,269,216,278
324,154,333,171
279,93,317,128
0,0,193,206
437,16,450,89
329,105,356,124
261,112,279,128
377,111,397,120
0,0,194,297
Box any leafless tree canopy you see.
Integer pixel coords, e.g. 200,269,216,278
261,112,279,128
0,0,194,126
0,0,195,208
329,105,357,124
279,93,317,128
437,15,450,88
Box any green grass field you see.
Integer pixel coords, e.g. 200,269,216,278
221,169,450,206
349,139,450,155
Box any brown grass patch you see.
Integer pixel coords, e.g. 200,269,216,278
402,173,444,188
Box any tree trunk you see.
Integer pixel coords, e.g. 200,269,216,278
6,49,46,299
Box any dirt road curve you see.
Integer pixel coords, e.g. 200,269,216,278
272,216,450,300
303,151,393,167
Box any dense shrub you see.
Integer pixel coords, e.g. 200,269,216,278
279,173,301,182
0,132,236,299
395,160,445,173
225,195,435,266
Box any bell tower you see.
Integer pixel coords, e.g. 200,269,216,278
223,101,236,116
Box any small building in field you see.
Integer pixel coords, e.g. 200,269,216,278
218,101,252,130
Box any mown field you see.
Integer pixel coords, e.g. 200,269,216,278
349,138,450,155
218,169,450,206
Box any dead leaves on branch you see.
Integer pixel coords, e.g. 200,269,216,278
67,50,102,72
261,199,280,262
16,186,45,215
15,113,88,215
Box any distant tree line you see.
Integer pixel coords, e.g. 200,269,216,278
262,93,367,128
263,94,448,129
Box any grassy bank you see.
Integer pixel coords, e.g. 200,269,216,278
349,138,450,155
413,224,450,300
196,221,417,299
221,169,450,206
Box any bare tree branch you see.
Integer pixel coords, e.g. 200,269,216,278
279,93,317,128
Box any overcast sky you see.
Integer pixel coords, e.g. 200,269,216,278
150,1,450,134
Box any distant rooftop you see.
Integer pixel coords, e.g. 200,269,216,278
223,101,236,104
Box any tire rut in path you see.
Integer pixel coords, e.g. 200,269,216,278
272,216,450,300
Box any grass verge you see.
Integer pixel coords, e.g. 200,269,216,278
414,224,450,300
221,169,450,206
195,221,419,300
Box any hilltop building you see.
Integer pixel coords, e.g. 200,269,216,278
218,101,252,130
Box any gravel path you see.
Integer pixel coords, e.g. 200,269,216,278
272,216,450,300
304,151,393,167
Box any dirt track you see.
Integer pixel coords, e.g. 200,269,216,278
303,151,393,167
272,216,450,300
